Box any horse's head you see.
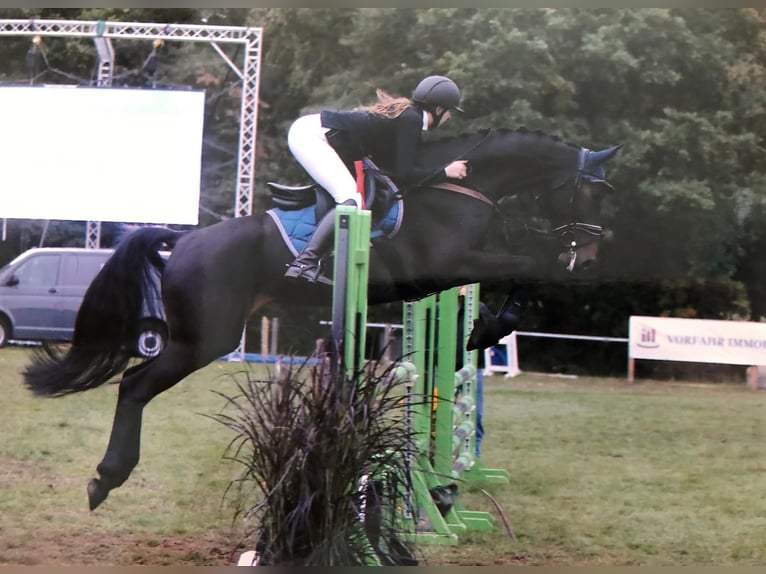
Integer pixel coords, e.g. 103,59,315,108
416,129,620,273
546,145,621,272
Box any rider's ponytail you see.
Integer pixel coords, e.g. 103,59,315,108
356,89,412,119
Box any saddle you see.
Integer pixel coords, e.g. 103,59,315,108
267,158,402,231
264,159,404,258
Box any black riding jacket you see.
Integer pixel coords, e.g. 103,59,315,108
320,106,447,186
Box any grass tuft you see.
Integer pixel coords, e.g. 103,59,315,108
207,358,419,566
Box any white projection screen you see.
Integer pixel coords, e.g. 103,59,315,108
0,86,205,224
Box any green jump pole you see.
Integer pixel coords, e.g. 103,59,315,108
330,206,371,376
432,287,459,479
329,206,381,565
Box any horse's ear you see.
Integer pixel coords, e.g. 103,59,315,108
591,145,622,164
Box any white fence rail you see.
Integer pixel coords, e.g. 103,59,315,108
482,330,629,378
319,315,766,386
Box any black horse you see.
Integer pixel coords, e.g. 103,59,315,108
23,127,620,510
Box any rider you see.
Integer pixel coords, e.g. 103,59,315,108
284,75,469,284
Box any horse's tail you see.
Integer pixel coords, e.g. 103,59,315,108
23,227,184,397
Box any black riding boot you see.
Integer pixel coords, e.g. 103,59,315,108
284,199,356,285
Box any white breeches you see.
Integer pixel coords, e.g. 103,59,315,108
287,114,361,207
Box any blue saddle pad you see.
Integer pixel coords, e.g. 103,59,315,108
266,201,403,256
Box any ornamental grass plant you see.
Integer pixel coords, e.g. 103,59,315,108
208,358,419,566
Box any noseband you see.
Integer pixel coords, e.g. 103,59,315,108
553,221,604,271
530,148,607,270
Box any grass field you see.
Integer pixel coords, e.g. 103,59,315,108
1,346,766,566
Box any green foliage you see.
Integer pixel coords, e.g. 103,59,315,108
208,360,418,566
1,7,764,347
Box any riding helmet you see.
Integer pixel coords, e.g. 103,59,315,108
412,75,464,112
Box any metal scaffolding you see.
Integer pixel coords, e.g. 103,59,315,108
0,18,263,244
1,18,263,358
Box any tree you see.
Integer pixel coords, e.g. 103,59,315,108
2,8,765,364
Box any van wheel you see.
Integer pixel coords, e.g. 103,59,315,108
0,316,10,348
135,318,168,359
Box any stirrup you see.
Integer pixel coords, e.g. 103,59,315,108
285,262,333,286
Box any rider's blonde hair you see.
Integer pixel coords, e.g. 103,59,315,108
356,89,412,118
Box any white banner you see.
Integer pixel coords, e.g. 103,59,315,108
0,86,205,224
629,315,766,365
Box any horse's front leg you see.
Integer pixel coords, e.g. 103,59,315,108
466,281,530,351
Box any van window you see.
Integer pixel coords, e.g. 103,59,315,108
61,253,108,286
14,254,60,287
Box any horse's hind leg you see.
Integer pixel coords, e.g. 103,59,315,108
87,341,212,510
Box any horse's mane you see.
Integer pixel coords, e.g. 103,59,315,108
434,126,582,149
418,126,581,166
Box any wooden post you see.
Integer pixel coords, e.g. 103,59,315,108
382,323,393,363
270,317,279,355
260,316,269,358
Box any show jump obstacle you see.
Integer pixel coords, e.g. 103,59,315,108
401,287,510,545
329,205,509,548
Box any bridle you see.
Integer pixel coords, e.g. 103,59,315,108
553,221,605,271
531,147,609,271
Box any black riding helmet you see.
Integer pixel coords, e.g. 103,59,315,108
412,75,463,127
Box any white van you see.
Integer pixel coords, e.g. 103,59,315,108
0,247,167,358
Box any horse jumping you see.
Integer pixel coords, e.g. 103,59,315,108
22,127,620,510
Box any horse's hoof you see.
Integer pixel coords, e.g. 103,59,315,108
467,316,496,351
87,478,109,511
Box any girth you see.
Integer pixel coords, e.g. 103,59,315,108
430,182,494,206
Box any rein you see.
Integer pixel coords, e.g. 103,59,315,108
404,128,495,193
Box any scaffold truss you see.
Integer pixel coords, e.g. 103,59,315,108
0,18,263,240
0,18,263,359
